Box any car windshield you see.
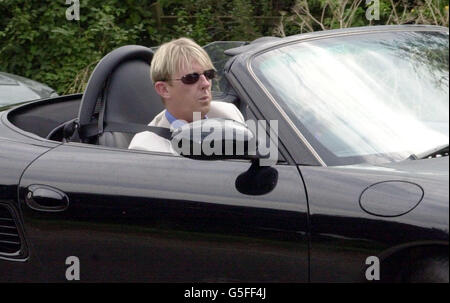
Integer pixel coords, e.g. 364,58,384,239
252,30,449,166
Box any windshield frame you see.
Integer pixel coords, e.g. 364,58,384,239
248,27,449,167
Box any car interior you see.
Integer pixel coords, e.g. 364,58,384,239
6,45,244,149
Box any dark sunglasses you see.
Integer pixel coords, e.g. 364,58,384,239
168,69,216,85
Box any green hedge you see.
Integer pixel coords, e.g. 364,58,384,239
0,0,158,94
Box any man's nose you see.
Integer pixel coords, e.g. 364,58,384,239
199,74,211,88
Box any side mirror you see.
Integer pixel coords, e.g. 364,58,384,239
171,118,257,160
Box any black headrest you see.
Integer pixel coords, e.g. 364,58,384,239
77,45,164,135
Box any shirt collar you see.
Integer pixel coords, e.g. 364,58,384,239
165,110,207,129
165,110,178,125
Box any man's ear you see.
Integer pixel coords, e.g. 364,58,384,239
154,81,171,99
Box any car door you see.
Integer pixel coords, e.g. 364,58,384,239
18,142,309,282
0,136,58,282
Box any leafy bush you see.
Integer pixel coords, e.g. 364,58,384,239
0,0,156,93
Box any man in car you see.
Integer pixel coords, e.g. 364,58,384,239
128,37,245,153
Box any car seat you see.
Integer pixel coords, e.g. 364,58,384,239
76,45,164,148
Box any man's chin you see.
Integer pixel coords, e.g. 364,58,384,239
199,102,211,117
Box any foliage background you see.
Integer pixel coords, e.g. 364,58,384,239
0,0,448,94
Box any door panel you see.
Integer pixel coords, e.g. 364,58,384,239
0,139,57,281
19,144,309,282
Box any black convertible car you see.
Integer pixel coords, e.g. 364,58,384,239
0,25,448,282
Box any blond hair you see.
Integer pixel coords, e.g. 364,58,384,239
150,37,215,84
